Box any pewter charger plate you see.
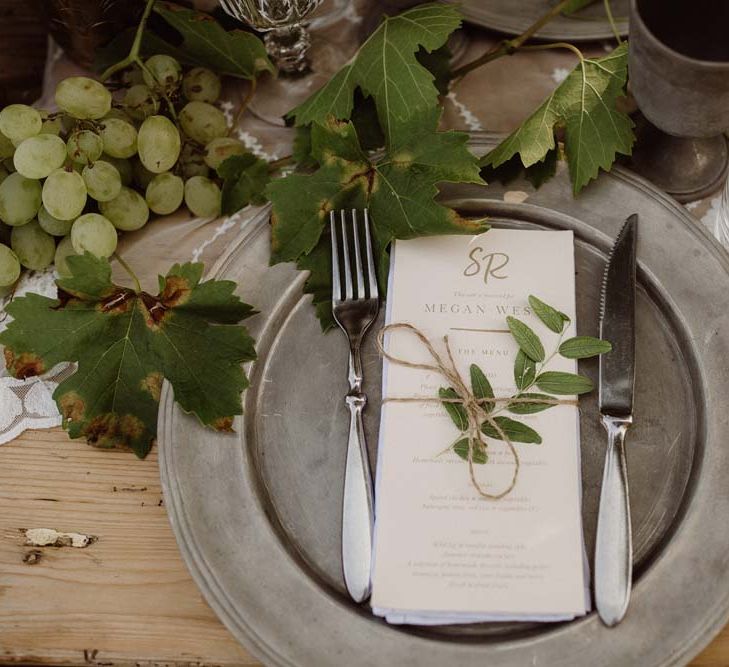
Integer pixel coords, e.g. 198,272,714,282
453,0,629,41
159,134,729,666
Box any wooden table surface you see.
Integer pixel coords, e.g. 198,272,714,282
0,428,726,666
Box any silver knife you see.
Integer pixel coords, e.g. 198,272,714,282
595,213,638,627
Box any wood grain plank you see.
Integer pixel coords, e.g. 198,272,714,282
0,429,257,667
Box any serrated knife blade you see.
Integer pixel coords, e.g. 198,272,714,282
595,213,637,628
599,214,637,416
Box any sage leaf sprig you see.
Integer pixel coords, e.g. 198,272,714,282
440,295,611,470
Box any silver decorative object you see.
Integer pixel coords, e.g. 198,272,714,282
218,0,324,73
160,133,729,667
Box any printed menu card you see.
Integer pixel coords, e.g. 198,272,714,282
371,229,590,624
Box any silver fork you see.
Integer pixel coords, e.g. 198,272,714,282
330,208,379,603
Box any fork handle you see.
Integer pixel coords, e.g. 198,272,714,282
341,350,375,603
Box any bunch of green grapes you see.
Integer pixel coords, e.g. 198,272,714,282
0,55,247,292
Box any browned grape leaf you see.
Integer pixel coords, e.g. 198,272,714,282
0,253,256,457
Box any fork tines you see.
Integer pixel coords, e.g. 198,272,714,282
330,209,378,303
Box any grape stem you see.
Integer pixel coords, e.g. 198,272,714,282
267,155,294,173
99,0,179,122
100,0,156,83
114,253,142,294
449,0,581,83
229,79,257,137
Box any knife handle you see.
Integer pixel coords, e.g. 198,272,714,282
595,415,633,627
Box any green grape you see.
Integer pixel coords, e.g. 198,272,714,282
66,130,104,165
124,84,159,122
0,130,15,158
0,172,42,226
179,101,228,145
43,169,87,221
184,176,221,218
55,77,112,120
100,186,149,231
142,55,183,93
0,242,20,286
71,213,117,257
102,154,133,186
0,104,42,145
137,115,181,173
204,137,246,170
39,110,63,136
54,235,77,278
122,67,145,87
10,219,55,270
179,142,209,179
82,161,122,202
0,163,9,187
99,118,138,159
182,67,222,104
146,172,184,215
132,158,156,190
38,205,73,236
14,134,66,179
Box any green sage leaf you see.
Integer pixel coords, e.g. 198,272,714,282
454,438,487,464
439,387,468,431
529,295,566,334
514,350,536,391
536,371,593,395
469,364,494,413
508,393,557,415
481,416,542,444
507,316,545,362
559,336,613,359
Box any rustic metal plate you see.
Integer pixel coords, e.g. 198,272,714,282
159,134,729,666
453,0,629,41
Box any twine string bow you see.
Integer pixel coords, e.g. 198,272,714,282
376,323,572,500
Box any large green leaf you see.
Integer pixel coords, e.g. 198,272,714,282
481,43,634,194
0,254,256,458
513,349,536,391
267,110,485,329
507,393,557,415
97,1,275,79
217,153,270,215
470,364,494,413
528,295,567,334
288,3,462,143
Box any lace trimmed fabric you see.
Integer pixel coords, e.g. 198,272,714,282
0,267,72,443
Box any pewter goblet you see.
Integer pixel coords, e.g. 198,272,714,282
219,0,324,74
627,0,729,202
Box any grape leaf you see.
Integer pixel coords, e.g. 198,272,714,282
98,2,274,79
481,43,634,194
288,3,462,144
217,153,270,215
0,254,256,458
267,109,486,329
